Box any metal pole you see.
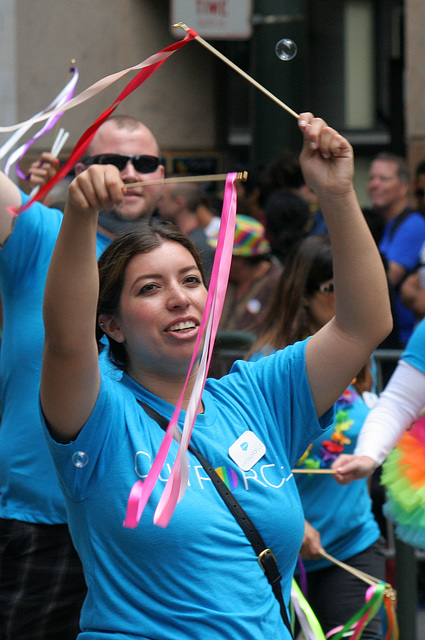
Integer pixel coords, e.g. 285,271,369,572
395,538,417,640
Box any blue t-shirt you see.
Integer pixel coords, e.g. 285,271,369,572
42,341,333,640
0,191,111,523
294,385,381,571
250,347,380,571
401,314,425,374
379,211,425,345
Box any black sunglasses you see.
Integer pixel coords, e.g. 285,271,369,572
83,153,160,174
416,188,425,198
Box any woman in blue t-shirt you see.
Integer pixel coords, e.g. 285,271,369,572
39,114,392,640
248,234,386,638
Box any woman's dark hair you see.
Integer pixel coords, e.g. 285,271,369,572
247,234,372,392
248,235,333,355
96,222,206,371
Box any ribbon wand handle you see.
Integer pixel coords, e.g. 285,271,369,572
173,22,300,120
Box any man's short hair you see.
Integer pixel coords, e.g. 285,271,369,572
373,152,410,183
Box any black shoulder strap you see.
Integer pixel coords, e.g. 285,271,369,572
139,402,293,637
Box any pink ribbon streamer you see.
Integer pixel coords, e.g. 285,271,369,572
350,585,378,640
123,173,238,529
0,36,193,135
4,65,79,179
13,32,194,215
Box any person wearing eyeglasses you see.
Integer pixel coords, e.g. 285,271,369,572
246,235,386,638
368,152,425,346
0,114,164,640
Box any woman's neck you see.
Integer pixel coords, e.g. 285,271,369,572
128,365,203,412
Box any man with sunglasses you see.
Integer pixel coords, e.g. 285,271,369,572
77,115,164,230
0,114,164,640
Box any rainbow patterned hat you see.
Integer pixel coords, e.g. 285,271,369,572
208,214,271,256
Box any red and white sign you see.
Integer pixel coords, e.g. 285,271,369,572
170,0,253,40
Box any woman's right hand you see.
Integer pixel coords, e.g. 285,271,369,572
67,164,124,214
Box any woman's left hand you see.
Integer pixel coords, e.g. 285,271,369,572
298,112,354,199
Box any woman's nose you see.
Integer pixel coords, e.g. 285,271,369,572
167,285,190,308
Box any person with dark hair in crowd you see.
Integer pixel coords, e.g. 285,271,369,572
259,148,325,235
259,149,305,206
247,235,386,638
263,189,309,265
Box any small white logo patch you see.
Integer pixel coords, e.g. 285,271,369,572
362,391,378,409
228,431,266,471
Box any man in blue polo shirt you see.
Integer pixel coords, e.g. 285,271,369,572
0,114,164,639
368,151,425,345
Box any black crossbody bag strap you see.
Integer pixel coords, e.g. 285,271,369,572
139,402,293,637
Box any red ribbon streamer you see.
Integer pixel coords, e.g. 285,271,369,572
16,32,195,214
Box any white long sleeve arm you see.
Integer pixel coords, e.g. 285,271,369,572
354,359,425,465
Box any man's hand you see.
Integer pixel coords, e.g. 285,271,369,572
28,152,60,188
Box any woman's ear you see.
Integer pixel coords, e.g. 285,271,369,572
98,315,125,343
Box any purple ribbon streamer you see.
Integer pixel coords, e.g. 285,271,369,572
5,66,78,179
297,555,308,598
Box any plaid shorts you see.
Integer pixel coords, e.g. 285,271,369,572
0,518,87,640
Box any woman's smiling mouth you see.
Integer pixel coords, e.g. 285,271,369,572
166,320,197,334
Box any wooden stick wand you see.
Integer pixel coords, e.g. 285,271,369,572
173,23,300,120
319,550,395,598
292,468,337,475
124,171,247,190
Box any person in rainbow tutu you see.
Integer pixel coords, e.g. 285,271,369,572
334,315,425,551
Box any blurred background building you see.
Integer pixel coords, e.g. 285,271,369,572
0,0,424,207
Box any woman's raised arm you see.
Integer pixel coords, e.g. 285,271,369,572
40,165,124,442
298,113,392,416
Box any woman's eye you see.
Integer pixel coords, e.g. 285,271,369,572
184,275,202,285
139,283,157,295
